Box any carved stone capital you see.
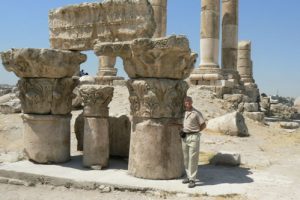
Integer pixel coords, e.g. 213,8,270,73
1,48,86,78
94,35,197,79
79,85,114,117
18,78,78,115
127,79,188,119
49,0,156,50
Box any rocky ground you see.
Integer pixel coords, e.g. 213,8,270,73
0,85,299,199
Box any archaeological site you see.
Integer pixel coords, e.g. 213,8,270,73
0,0,299,199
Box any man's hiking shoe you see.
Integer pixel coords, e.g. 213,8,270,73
182,178,189,184
188,180,196,188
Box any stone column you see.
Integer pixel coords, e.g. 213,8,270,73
1,48,86,163
237,41,254,84
96,56,124,85
190,0,223,86
237,41,259,102
79,85,114,169
94,35,197,179
221,0,239,81
149,0,167,37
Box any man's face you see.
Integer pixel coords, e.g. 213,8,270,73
184,100,193,110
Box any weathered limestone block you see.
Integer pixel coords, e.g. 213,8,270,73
206,112,249,136
83,118,110,168
94,35,197,79
109,115,131,157
79,85,114,117
49,0,156,50
243,112,265,122
22,114,71,163
126,79,188,119
1,48,86,78
243,102,259,112
279,122,299,129
0,93,21,114
18,78,78,115
210,151,241,166
128,119,184,179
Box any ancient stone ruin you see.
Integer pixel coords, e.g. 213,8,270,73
0,0,199,180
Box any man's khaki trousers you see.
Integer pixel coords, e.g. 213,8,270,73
181,133,200,181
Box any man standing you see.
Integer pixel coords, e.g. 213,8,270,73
181,96,206,188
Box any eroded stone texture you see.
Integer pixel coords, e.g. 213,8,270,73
128,119,184,179
79,85,114,117
49,0,156,50
149,0,167,37
237,41,254,83
222,0,239,79
127,79,188,119
190,0,223,86
18,78,78,115
94,35,197,79
22,114,71,163
83,117,110,168
1,48,86,78
206,111,249,136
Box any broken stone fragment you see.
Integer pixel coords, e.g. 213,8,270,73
49,0,156,50
1,48,86,78
206,111,249,136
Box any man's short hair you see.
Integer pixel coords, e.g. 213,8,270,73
184,96,193,102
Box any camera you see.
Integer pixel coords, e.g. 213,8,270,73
180,130,187,138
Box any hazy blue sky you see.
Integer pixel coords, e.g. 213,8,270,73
0,0,299,97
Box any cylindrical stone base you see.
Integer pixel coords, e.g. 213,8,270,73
22,114,71,164
83,117,109,168
128,119,184,180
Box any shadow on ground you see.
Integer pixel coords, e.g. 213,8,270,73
196,164,253,186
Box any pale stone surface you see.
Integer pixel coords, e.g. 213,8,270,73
83,118,109,168
1,48,86,78
270,103,298,120
49,0,156,50
243,102,259,112
0,93,21,114
222,0,239,76
210,151,241,166
75,113,131,157
149,0,167,38
127,79,188,119
206,111,249,136
18,78,78,115
128,119,184,179
243,112,265,122
94,35,197,79
22,114,71,163
79,85,114,117
109,115,131,157
237,41,255,84
279,122,299,129
79,75,96,85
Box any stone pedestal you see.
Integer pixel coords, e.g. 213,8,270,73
129,118,183,179
83,117,109,168
79,85,114,168
221,0,240,81
190,0,223,86
94,36,197,179
22,114,71,163
149,0,167,37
